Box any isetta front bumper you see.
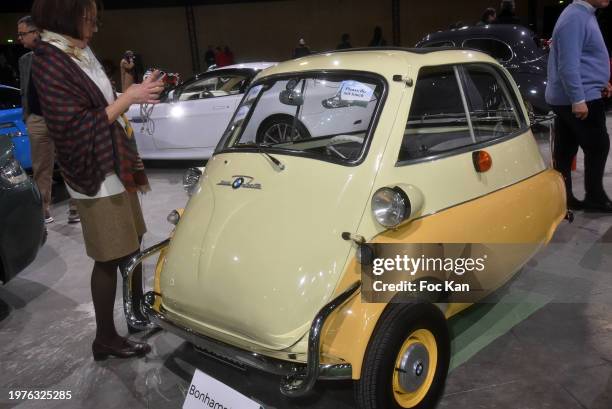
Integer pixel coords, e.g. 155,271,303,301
120,239,360,397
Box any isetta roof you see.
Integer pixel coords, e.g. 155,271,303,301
258,47,501,83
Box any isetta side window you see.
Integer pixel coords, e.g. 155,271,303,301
218,73,385,164
399,63,526,163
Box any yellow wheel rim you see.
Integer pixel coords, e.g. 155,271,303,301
392,328,438,408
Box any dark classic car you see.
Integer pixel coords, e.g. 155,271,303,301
416,24,550,114
0,136,45,283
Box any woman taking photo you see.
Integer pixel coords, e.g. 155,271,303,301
30,0,165,360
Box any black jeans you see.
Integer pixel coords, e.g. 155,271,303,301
551,99,610,202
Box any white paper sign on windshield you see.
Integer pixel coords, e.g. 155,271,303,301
183,369,263,409
339,80,374,106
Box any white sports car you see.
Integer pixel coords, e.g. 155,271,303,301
128,62,276,160
128,61,379,160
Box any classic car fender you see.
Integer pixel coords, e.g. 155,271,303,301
320,168,566,379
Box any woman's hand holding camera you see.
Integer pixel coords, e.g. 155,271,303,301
125,70,165,105
107,70,165,124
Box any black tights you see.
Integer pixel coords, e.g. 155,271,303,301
91,253,143,345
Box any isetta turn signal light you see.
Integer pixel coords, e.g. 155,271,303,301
472,150,492,173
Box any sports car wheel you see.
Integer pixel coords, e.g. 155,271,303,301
256,116,309,144
354,303,450,409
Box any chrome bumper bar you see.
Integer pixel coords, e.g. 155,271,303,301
120,239,361,397
120,238,170,331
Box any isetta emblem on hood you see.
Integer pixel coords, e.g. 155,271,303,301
218,175,262,190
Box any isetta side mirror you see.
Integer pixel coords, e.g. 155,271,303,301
279,89,304,106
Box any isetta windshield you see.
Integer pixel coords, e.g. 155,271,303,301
218,72,385,164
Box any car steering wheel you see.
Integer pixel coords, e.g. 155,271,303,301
199,90,215,99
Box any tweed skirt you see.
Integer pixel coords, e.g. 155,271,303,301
74,191,146,262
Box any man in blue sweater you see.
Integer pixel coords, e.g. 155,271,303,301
546,0,612,212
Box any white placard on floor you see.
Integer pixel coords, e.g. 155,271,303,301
183,369,263,409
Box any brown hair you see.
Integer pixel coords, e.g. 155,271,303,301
31,0,101,40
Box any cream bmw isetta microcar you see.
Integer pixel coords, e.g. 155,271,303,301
122,48,566,409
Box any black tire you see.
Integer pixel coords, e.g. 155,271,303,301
256,115,310,144
354,303,450,409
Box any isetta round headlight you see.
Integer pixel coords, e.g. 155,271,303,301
371,187,411,228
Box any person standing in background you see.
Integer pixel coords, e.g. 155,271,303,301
292,38,311,58
18,15,80,224
17,16,48,221
336,33,352,50
204,45,216,69
224,46,235,65
368,26,387,47
120,50,135,92
214,46,224,67
546,0,612,212
495,0,521,24
215,46,232,67
477,7,497,25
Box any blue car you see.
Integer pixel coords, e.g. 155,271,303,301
0,84,31,170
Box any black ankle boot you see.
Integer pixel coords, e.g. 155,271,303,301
583,196,612,213
567,196,584,211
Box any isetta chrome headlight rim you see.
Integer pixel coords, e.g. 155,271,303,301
371,186,411,228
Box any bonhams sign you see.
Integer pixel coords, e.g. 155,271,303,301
183,369,262,409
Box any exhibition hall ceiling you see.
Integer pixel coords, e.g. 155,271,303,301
0,0,286,13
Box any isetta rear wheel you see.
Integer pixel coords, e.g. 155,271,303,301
355,303,450,409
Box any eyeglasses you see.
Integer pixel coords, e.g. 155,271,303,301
82,15,102,28
16,30,37,38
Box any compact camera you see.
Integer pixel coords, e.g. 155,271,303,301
144,68,180,90
124,52,135,64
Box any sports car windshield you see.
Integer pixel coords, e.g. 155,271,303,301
217,73,384,164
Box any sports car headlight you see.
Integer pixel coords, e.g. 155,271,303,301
0,155,28,186
183,167,203,195
371,187,410,228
